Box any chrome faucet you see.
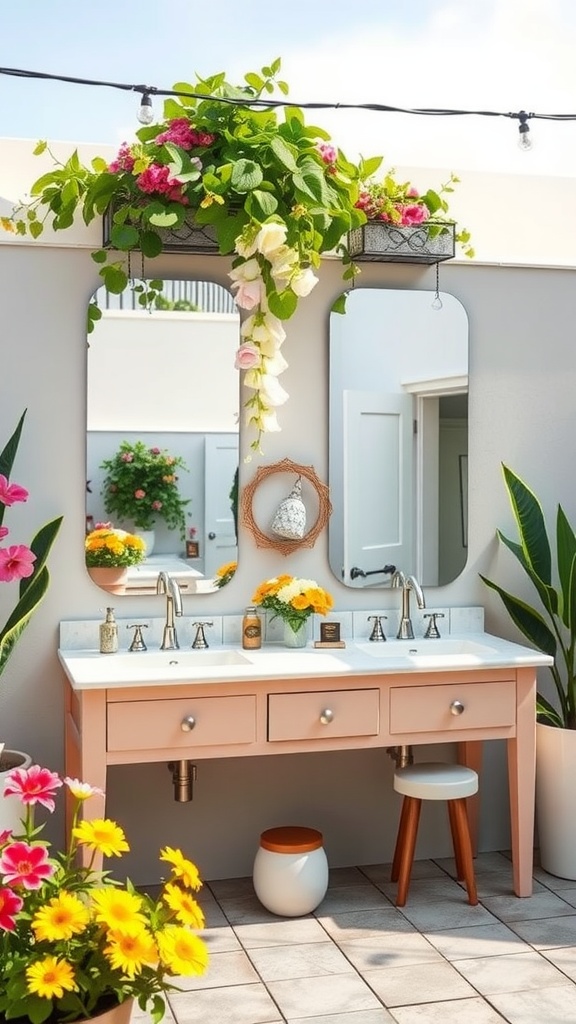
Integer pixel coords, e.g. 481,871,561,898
391,570,426,640
157,572,183,650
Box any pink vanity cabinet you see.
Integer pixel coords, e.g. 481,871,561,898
63,663,537,895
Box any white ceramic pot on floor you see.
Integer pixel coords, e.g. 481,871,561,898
536,722,576,879
0,749,32,834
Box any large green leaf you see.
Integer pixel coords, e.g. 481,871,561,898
497,530,558,618
557,505,576,627
0,411,26,527
502,464,551,582
479,575,557,658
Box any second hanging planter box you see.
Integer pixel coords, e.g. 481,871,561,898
347,221,456,264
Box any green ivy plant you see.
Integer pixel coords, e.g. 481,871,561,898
480,464,576,729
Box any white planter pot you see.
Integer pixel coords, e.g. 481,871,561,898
134,529,155,556
536,722,576,879
0,750,32,834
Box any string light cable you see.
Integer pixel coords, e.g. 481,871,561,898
2,64,574,147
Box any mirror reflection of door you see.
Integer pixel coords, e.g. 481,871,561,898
329,288,469,589
86,280,240,594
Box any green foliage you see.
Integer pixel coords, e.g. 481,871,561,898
480,464,576,728
0,411,63,681
100,441,190,539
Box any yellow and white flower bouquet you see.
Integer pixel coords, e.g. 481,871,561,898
0,765,208,1024
252,574,333,636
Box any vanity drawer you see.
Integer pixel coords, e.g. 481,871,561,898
268,688,379,742
107,695,256,751
389,680,515,734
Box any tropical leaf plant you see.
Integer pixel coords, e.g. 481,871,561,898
480,464,576,729
0,411,63,680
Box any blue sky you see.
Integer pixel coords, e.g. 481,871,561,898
3,0,576,175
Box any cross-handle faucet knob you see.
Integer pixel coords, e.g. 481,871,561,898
367,614,388,642
192,621,213,649
423,612,445,639
127,623,148,651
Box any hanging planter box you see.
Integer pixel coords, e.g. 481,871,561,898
102,206,221,254
347,221,455,264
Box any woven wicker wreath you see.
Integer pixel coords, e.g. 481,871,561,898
241,458,332,555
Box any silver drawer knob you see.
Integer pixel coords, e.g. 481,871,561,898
450,700,465,716
181,715,196,731
320,709,334,725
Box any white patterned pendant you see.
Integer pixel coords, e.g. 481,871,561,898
270,476,306,540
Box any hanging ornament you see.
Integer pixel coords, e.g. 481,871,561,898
270,476,307,540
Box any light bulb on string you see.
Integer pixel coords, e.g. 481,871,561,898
137,91,154,125
431,262,443,311
517,110,534,151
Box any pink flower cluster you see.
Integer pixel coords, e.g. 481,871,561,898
316,142,337,165
0,474,36,583
355,190,430,226
108,143,136,174
156,118,216,150
136,163,188,204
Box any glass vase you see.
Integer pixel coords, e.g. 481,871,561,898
284,621,308,648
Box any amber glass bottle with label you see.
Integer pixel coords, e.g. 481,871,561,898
242,606,262,649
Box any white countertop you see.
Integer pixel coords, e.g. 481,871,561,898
58,632,554,690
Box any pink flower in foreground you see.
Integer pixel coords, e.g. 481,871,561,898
399,204,429,226
0,830,12,845
0,886,23,930
134,489,146,500
0,545,36,582
234,344,261,370
136,163,187,203
0,842,55,890
0,475,29,506
4,765,63,811
108,142,135,174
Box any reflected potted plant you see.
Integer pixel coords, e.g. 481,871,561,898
85,524,146,593
100,441,190,552
0,411,62,831
480,465,576,879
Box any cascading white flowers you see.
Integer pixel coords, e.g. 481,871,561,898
229,221,319,456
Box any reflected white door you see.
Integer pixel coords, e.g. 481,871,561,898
342,391,413,585
204,434,239,577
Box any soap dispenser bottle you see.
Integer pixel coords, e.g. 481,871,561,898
100,607,119,654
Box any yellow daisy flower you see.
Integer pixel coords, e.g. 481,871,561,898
90,888,147,932
25,956,77,999
156,925,209,976
104,928,158,978
159,847,202,890
32,891,90,942
72,819,130,857
163,882,205,929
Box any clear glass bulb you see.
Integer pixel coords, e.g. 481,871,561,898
431,294,443,311
137,95,154,125
518,127,533,151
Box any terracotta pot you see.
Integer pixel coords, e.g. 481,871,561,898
87,566,128,594
70,997,134,1024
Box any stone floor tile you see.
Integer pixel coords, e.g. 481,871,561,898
389,996,513,1023
314,884,394,915
376,875,470,903
234,915,330,949
168,983,283,1024
433,851,514,876
208,875,255,900
338,931,442,971
217,892,288,925
474,875,546,898
533,865,576,891
171,950,259,990
481,890,576,922
507,913,576,949
267,973,382,1018
361,860,447,885
317,906,417,941
541,945,576,982
451,949,568,994
202,923,242,953
247,939,355,981
363,960,476,1006
288,1011,394,1024
328,865,375,887
397,898,497,932
550,887,576,908
424,921,531,960
489,983,576,1023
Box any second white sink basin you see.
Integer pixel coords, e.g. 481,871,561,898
355,639,500,659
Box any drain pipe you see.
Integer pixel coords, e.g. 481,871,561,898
168,760,197,801
386,745,414,769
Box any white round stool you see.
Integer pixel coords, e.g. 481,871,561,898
253,826,329,917
391,762,478,907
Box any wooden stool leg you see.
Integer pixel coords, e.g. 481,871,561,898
450,798,478,905
391,796,412,882
394,797,422,907
447,800,464,881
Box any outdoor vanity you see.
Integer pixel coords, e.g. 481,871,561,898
59,632,552,896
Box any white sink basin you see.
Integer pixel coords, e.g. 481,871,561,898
355,639,500,660
59,648,252,685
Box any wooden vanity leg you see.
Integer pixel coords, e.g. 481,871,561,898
69,688,108,871
508,668,536,897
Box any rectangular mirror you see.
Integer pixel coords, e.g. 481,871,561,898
329,288,468,588
86,280,240,594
